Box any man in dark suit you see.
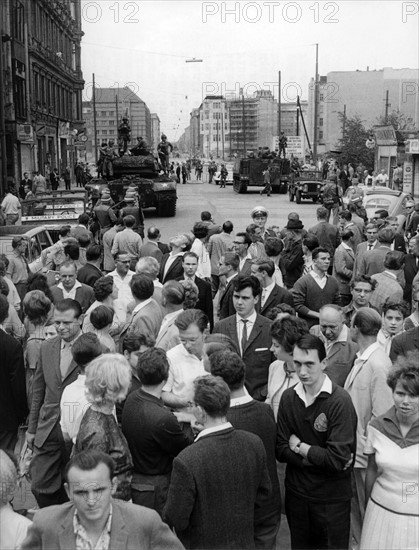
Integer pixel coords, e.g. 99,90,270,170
353,222,379,279
218,252,240,320
51,261,94,314
19,171,32,199
404,235,419,303
177,251,213,330
210,351,281,549
358,227,394,278
386,216,406,253
164,376,271,550
233,231,253,276
308,206,341,259
22,450,184,550
159,234,189,283
26,299,83,507
251,258,294,317
139,226,165,263
76,244,103,288
213,276,273,401
404,200,419,238
0,296,28,451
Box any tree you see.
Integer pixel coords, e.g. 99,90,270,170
337,113,374,169
376,109,417,141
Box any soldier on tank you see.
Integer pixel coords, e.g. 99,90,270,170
102,140,118,179
157,134,173,174
118,117,131,155
97,140,108,177
279,131,288,159
130,136,150,156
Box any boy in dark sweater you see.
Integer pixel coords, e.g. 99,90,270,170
276,334,357,550
209,349,281,550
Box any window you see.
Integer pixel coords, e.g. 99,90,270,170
205,111,209,119
205,123,209,130
109,120,115,125
101,111,107,116
12,1,25,43
102,130,108,135
319,94,324,102
109,130,115,135
319,118,324,126
201,125,204,131
319,131,323,139
108,111,114,117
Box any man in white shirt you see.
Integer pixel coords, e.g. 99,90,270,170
162,309,209,410
232,232,253,276
111,215,143,270
345,307,393,548
375,169,389,186
376,301,406,355
60,333,102,445
50,262,94,314
1,186,21,225
108,253,135,309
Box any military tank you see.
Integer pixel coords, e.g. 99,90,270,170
88,132,177,217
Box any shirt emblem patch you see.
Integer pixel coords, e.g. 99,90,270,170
314,413,328,432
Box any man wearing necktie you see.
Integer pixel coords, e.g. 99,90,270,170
213,276,273,401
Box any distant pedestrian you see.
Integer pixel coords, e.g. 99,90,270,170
63,167,71,190
219,164,228,188
260,168,272,197
1,185,21,225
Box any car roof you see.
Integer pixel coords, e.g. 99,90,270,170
0,225,48,237
364,187,404,197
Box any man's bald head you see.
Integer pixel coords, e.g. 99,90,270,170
319,305,344,342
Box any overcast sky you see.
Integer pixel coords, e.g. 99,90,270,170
80,0,419,140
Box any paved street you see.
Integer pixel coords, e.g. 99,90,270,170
144,178,320,237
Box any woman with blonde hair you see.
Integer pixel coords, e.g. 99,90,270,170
74,354,133,500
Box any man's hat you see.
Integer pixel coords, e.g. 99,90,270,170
251,206,268,218
101,191,111,204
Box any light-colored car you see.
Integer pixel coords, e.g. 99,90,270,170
0,225,53,273
362,186,413,226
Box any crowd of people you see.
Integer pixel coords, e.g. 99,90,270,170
0,193,419,550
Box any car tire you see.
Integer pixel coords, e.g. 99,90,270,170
296,190,302,204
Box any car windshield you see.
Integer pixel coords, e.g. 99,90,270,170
365,195,397,211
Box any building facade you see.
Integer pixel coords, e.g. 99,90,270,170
307,68,419,158
0,0,84,193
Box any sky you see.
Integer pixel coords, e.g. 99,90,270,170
80,0,419,141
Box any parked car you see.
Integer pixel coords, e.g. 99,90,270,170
362,186,413,227
288,169,324,204
0,225,53,273
21,190,87,225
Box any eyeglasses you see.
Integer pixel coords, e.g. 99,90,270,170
353,288,372,293
232,241,245,245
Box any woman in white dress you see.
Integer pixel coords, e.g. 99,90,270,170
361,352,419,550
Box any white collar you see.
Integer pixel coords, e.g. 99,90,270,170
355,341,382,361
162,310,182,323
57,280,82,293
195,422,233,442
383,270,397,280
236,310,257,325
294,375,333,407
226,272,238,284
230,389,253,407
341,242,353,251
311,269,328,280
132,297,153,314
262,281,276,294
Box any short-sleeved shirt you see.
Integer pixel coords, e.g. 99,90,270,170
163,344,208,402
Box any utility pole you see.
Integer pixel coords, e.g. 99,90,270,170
115,95,119,129
216,113,219,158
229,105,232,159
384,90,390,124
342,104,346,137
278,70,281,138
92,73,98,165
221,111,225,160
0,32,8,194
313,43,319,164
242,92,246,156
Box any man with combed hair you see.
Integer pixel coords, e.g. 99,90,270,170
156,281,184,351
310,304,358,386
207,220,234,297
122,349,193,516
76,244,103,288
345,307,393,548
164,375,271,550
357,226,394,278
111,215,143,270
159,234,189,283
136,256,163,306
122,274,163,340
276,334,357,550
50,261,94,314
308,206,341,259
209,351,281,549
21,450,184,550
213,276,273,401
251,258,294,318
27,299,83,507
178,251,213,330
218,252,240,320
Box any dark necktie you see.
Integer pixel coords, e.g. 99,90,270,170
368,244,373,251
241,319,248,356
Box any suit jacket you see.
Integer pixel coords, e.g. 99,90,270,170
159,254,184,284
207,232,234,275
139,241,163,263
308,221,341,256
390,326,419,362
122,299,163,342
177,275,214,330
164,427,271,550
393,233,406,254
333,244,355,295
0,330,28,432
27,335,81,447
158,242,170,255
310,325,358,387
218,274,238,320
358,245,392,277
21,500,184,550
156,310,182,351
50,284,94,314
403,254,419,303
239,258,253,277
76,263,103,288
257,284,295,317
213,314,273,401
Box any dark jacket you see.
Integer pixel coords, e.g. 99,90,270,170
76,263,103,288
213,314,273,401
0,330,28,432
309,221,341,257
50,283,94,314
257,284,295,317
159,254,184,284
177,276,214,330
164,427,271,550
404,254,419,303
218,275,238,320
390,326,419,362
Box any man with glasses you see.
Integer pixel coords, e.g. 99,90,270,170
26,299,83,508
342,275,377,326
232,232,253,276
404,200,419,239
